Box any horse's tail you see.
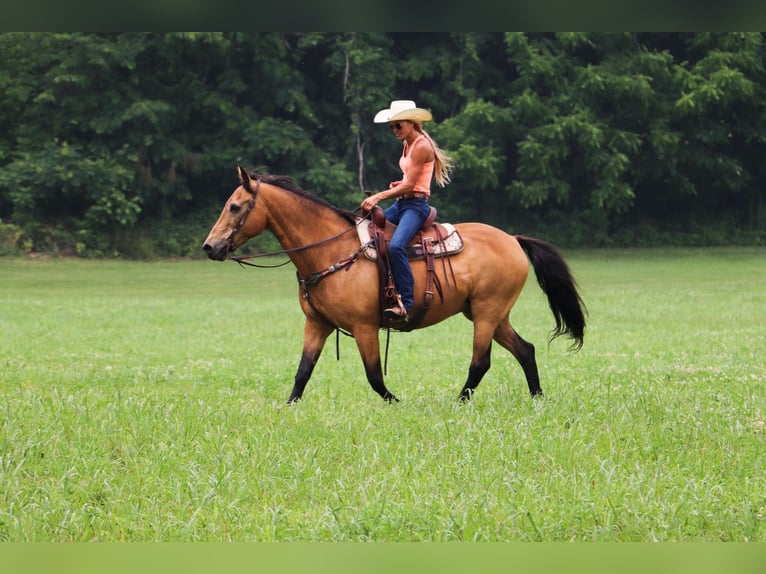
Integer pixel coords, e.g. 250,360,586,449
515,235,587,351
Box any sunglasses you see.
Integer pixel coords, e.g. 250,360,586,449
389,122,405,130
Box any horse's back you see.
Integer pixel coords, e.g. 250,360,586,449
454,222,529,277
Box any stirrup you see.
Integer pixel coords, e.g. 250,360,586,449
383,307,407,319
384,306,408,321
384,294,408,321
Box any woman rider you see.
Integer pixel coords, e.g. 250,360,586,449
361,100,454,322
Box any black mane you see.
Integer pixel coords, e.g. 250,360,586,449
249,171,357,225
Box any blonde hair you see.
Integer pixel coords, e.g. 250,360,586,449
415,124,455,187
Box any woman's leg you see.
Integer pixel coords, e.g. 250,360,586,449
387,202,428,314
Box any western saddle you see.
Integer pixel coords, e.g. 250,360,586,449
362,205,460,330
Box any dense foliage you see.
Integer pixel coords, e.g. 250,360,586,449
1,32,765,257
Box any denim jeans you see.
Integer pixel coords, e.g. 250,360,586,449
384,198,431,313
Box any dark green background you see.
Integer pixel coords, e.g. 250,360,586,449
2,33,765,257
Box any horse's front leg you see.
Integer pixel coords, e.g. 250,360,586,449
353,325,399,403
287,317,335,404
458,319,495,401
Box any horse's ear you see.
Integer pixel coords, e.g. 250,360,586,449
237,165,249,184
238,165,256,195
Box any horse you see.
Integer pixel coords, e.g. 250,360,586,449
203,166,586,404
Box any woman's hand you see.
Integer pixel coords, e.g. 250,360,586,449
361,191,385,212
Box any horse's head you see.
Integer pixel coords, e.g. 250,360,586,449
203,166,267,260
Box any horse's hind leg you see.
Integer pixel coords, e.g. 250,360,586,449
287,317,335,404
493,318,542,396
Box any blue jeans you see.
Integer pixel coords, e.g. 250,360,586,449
384,198,430,313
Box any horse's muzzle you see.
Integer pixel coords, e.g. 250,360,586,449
202,242,228,261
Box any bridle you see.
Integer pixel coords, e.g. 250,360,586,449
225,178,261,255
224,177,368,268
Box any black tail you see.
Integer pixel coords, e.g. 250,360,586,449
515,235,587,351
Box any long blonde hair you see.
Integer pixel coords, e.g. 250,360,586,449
415,123,455,187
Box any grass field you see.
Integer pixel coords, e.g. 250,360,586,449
1,248,765,541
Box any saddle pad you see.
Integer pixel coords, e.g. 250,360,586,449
355,217,463,262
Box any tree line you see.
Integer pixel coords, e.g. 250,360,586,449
1,32,764,257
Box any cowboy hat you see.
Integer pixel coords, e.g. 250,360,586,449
373,100,433,123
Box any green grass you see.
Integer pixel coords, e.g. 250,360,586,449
1,249,765,541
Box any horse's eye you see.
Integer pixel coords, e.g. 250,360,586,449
229,204,242,214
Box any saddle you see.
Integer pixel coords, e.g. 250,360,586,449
355,206,463,330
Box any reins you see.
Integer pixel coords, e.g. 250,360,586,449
229,224,360,268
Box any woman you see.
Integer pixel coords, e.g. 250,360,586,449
361,100,454,322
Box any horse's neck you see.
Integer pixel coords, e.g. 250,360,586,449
261,184,355,271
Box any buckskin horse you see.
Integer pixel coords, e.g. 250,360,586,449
203,166,586,404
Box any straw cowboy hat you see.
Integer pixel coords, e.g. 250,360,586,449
373,100,433,123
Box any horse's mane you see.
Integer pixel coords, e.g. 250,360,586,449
249,171,357,225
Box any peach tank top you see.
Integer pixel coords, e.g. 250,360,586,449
399,136,434,196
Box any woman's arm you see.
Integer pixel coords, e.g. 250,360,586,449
361,140,432,210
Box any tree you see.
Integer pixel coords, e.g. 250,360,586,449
1,33,764,256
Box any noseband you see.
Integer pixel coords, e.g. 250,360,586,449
225,179,261,253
